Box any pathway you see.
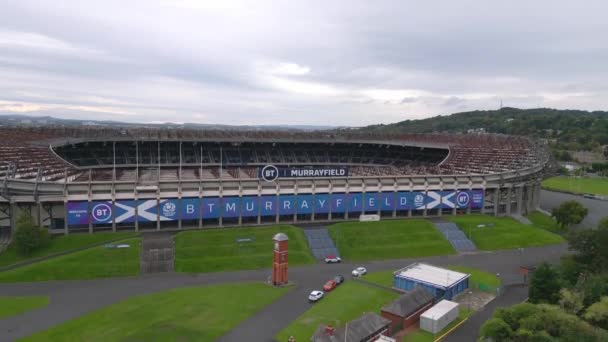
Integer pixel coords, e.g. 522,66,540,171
431,219,477,252
300,225,340,260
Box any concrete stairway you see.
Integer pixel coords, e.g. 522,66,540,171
301,226,340,260
433,221,477,252
140,232,175,273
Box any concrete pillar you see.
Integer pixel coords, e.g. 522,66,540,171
63,201,69,235
506,187,512,216
516,186,524,215
493,188,500,216
9,202,17,234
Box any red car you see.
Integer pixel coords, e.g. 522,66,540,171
323,280,337,292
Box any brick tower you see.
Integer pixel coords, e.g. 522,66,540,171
272,232,289,286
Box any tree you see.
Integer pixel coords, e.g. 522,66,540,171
480,303,608,341
530,263,562,304
584,297,608,330
479,318,513,341
599,217,608,231
551,200,588,230
559,288,584,315
568,223,608,273
13,211,49,256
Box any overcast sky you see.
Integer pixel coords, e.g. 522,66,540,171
0,1,607,126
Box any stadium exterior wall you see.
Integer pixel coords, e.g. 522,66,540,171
0,172,543,234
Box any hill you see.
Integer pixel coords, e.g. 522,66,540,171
354,108,608,152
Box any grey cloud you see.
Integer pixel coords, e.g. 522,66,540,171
0,0,607,126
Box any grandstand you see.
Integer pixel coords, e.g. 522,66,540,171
0,127,554,233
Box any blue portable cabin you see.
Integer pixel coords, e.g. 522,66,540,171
393,263,470,300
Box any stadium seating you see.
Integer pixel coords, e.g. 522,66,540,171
0,126,547,182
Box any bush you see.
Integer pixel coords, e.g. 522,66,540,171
13,212,50,256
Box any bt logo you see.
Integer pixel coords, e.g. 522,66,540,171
91,203,112,222
261,165,279,182
456,192,470,207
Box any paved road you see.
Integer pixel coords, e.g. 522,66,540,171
444,284,529,342
0,243,567,342
540,190,607,228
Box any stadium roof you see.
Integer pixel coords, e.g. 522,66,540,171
394,263,470,289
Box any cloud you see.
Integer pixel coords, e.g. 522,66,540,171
0,0,607,126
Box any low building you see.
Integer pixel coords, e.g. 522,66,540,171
311,312,391,342
393,263,470,300
419,300,460,334
381,287,435,332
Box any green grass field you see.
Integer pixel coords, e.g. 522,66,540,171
0,232,138,268
0,238,141,283
448,266,501,288
174,225,315,273
447,215,564,250
365,266,501,289
527,211,561,233
20,283,289,342
276,281,399,341
328,220,456,261
402,308,472,342
542,176,608,195
0,296,49,319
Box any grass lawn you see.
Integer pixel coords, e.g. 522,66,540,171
276,281,399,341
448,266,501,288
20,283,289,342
0,238,141,283
402,308,473,342
365,266,502,289
328,220,455,261
0,232,138,268
174,225,315,273
527,211,561,234
542,176,608,195
447,215,564,250
0,296,49,319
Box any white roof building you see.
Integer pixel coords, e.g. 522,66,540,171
394,263,469,289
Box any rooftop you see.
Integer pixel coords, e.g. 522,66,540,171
421,300,459,319
381,287,434,317
394,263,469,289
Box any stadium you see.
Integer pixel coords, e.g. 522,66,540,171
0,127,553,234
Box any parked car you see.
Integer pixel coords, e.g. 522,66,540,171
334,274,345,285
324,255,342,263
308,290,324,302
352,267,367,277
323,280,337,291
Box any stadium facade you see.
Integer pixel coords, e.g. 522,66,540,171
0,127,553,234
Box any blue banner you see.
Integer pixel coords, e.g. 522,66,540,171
331,193,347,213
364,192,378,211
114,200,137,223
202,198,220,219
470,190,484,209
90,201,113,224
278,195,296,215
241,196,259,217
396,192,410,210
378,192,395,211
412,192,427,210
67,201,89,226
137,199,158,222
67,190,485,225
348,193,363,212
297,194,313,214
222,197,240,218
182,198,200,220
260,195,277,216
315,194,331,214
